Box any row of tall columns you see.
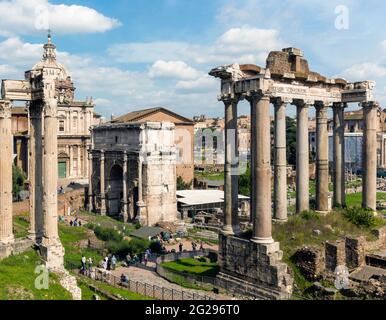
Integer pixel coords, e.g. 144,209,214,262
0,100,14,245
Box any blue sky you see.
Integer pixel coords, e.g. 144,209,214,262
0,0,386,119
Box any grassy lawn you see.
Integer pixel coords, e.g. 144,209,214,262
162,258,219,277
13,215,30,239
0,250,72,300
346,192,386,207
195,171,225,181
59,223,103,269
76,276,153,300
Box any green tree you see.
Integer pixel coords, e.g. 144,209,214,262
286,117,297,166
12,165,26,199
177,176,192,190
238,164,251,196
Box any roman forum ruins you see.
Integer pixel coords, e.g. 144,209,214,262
210,47,378,299
0,34,65,269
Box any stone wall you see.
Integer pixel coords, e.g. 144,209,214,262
293,246,325,280
0,238,34,260
217,235,293,300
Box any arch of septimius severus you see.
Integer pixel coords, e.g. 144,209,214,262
0,34,64,269
210,47,378,299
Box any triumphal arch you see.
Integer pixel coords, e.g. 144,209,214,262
210,47,378,299
0,34,64,269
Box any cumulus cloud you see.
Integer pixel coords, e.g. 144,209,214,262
0,0,120,36
341,62,386,81
176,75,218,94
108,26,284,66
149,60,201,80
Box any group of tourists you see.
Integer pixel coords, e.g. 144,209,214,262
125,248,152,267
80,256,93,275
102,255,117,271
69,217,82,227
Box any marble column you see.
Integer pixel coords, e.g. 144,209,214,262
223,97,239,234
295,100,310,213
121,152,129,222
273,98,288,221
42,98,60,244
28,102,44,242
77,145,81,177
87,151,94,212
250,93,273,244
0,100,14,245
362,102,378,211
100,150,106,215
333,103,346,207
315,102,330,213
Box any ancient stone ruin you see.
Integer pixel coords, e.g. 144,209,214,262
209,47,378,299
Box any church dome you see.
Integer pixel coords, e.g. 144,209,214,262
31,32,70,81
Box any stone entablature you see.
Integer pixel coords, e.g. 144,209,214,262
90,121,178,226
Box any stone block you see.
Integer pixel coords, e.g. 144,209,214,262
325,240,345,272
345,236,366,270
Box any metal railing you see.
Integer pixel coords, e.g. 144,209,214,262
68,262,214,301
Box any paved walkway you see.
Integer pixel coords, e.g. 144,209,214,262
164,239,218,252
111,264,235,300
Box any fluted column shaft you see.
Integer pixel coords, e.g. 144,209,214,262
273,98,288,221
29,102,44,241
42,98,60,243
296,101,310,213
250,93,273,244
0,100,14,244
363,102,378,211
315,102,330,212
333,103,346,207
100,151,106,215
223,97,239,234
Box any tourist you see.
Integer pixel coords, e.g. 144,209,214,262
107,256,112,270
111,255,117,270
192,241,197,251
78,220,82,227
69,220,73,227
126,254,132,265
88,257,93,273
200,241,204,251
103,257,108,270
81,255,87,273
179,243,183,253
139,252,143,264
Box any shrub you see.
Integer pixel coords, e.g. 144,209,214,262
134,221,141,230
343,207,375,228
105,240,132,259
93,226,123,242
300,211,320,221
149,240,163,254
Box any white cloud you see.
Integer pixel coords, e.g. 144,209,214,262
149,60,201,80
0,0,120,36
108,26,284,66
341,62,386,81
176,75,218,94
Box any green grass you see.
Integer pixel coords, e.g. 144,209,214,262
13,216,30,239
162,258,219,277
195,171,225,181
59,223,103,269
346,192,386,207
0,250,72,300
76,276,153,300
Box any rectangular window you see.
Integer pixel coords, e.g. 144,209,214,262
59,120,65,132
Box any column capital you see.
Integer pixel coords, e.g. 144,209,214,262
271,97,291,107
362,101,379,110
43,99,58,118
246,90,269,103
0,100,12,119
314,100,332,110
293,99,313,108
220,94,241,105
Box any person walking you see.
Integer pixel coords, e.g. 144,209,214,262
179,243,183,253
81,255,87,274
88,257,93,273
111,255,117,270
